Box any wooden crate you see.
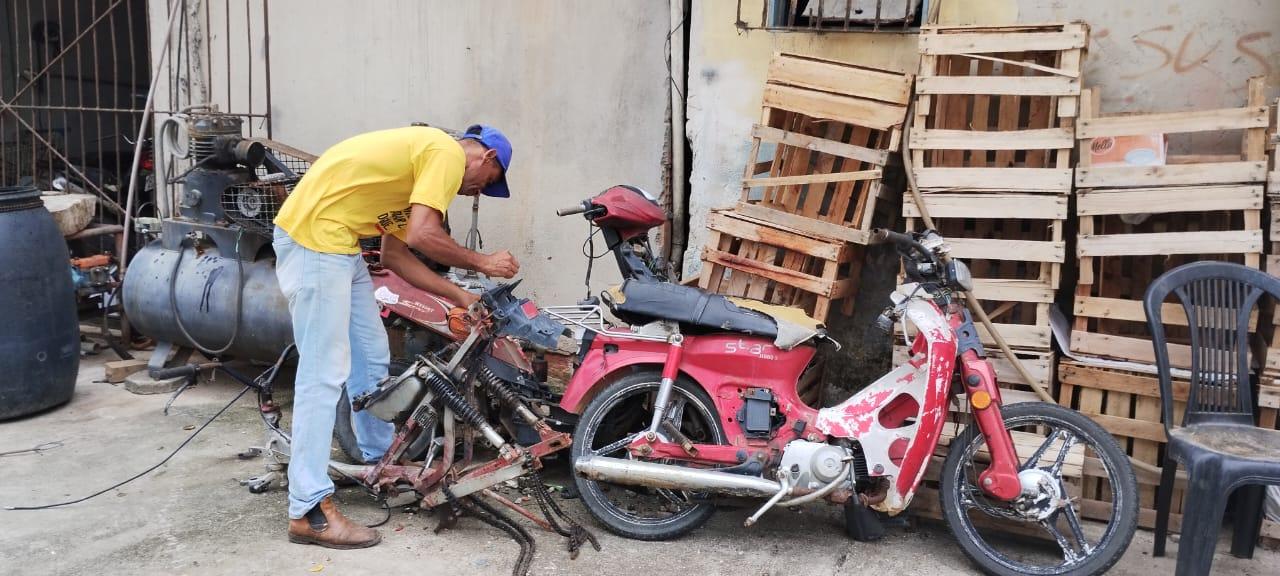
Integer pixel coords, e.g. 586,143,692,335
1070,81,1268,367
893,343,1054,395
1075,78,1268,190
905,23,1085,351
700,53,911,320
911,22,1086,191
701,209,867,320
1261,102,1280,382
903,201,1064,350
1071,194,1265,366
1058,360,1190,531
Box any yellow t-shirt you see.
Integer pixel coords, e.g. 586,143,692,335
274,126,464,254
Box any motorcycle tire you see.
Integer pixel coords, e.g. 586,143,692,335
572,370,725,541
333,359,413,464
939,401,1138,576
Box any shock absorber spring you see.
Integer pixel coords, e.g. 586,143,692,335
421,364,509,451
477,364,542,426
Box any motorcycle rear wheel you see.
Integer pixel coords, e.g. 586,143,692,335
572,370,725,540
334,359,413,464
939,401,1138,576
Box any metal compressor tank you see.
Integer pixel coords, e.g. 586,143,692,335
123,111,299,362
122,239,293,362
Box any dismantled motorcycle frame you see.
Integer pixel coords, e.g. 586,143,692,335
161,281,598,575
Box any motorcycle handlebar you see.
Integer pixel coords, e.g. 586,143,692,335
870,228,937,264
869,228,914,246
556,203,590,217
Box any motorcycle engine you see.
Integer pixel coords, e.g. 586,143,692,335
778,440,850,490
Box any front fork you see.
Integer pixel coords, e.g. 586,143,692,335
646,333,685,434
952,309,1022,501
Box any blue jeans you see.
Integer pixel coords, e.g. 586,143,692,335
273,227,395,519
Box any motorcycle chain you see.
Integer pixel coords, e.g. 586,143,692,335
524,468,601,560
440,485,535,576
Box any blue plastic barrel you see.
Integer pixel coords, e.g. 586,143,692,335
0,186,79,419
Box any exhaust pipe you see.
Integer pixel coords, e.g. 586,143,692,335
574,455,783,497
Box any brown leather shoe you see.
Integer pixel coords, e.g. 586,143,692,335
288,496,382,549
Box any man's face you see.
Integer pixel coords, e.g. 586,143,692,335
459,148,503,196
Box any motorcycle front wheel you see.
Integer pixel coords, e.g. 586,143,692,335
939,402,1138,576
571,370,726,540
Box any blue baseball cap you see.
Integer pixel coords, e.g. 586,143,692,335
460,124,512,198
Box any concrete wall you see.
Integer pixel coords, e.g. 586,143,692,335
940,0,1280,152
150,0,672,304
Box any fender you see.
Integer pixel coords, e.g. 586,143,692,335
559,335,671,414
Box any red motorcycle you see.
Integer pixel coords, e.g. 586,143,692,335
549,186,1138,576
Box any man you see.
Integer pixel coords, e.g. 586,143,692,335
272,124,520,549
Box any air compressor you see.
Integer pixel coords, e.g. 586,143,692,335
122,111,300,364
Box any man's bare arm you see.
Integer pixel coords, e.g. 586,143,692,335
405,203,519,278
380,233,478,306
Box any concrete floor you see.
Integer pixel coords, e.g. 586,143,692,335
2,354,1277,576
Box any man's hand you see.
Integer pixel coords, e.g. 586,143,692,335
455,290,481,308
478,250,520,279
405,204,521,279
381,233,477,306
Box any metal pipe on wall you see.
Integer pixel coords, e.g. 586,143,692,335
121,0,184,266
668,0,689,275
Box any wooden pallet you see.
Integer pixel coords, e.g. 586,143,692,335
911,22,1086,190
1070,82,1268,367
1058,360,1192,531
1075,78,1268,190
1260,101,1280,384
700,53,911,320
905,23,1086,351
701,209,867,320
903,201,1063,350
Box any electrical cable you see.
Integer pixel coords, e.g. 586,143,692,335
250,365,394,529
580,222,610,300
5,385,251,511
169,228,244,356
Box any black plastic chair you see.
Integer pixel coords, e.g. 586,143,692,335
1146,261,1280,575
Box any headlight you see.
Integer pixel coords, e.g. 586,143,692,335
947,260,974,292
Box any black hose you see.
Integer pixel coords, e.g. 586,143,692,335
169,228,244,356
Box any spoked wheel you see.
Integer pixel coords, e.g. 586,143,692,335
572,370,726,540
940,402,1138,576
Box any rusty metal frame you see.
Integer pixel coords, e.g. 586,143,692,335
1,0,274,227
0,0,132,211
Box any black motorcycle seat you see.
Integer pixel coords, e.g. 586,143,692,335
606,279,779,339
